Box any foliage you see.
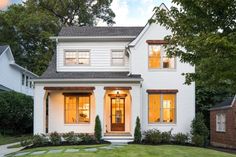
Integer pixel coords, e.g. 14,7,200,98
78,133,97,144
20,138,33,147
143,129,162,144
191,113,209,147
161,130,172,144
134,117,142,143
151,0,236,92
192,134,205,147
94,115,102,142
49,132,62,145
172,133,189,145
36,0,115,26
0,91,33,135
63,132,80,145
32,134,48,147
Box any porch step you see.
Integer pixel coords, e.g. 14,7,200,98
103,135,133,144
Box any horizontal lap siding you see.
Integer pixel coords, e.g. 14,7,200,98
57,42,129,72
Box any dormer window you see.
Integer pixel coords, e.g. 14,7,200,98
147,40,175,69
111,50,125,66
65,50,90,65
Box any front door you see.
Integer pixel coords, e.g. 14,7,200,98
111,98,125,131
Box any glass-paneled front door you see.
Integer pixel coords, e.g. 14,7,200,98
111,98,125,131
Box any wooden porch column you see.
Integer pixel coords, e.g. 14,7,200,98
94,86,105,136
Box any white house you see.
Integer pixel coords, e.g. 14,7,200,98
0,45,38,96
33,6,195,142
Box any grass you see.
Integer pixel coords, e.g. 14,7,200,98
10,144,236,157
0,134,32,145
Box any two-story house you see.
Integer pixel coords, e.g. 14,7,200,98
0,45,38,96
33,6,195,142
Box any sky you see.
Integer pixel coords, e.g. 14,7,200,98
0,0,173,26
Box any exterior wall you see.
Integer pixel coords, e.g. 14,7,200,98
210,105,236,149
57,42,129,72
34,82,141,137
131,23,195,134
0,50,34,96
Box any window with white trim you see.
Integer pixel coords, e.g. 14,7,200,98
216,113,226,132
65,50,90,65
111,50,124,66
148,45,175,69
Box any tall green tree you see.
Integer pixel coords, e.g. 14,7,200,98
151,0,236,93
37,0,115,26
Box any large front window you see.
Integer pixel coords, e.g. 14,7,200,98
65,50,90,65
65,94,90,124
148,94,176,123
148,45,175,69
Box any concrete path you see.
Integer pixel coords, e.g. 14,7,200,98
0,142,24,157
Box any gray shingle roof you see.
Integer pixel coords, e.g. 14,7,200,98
211,97,236,110
38,54,141,80
0,45,8,56
59,26,144,37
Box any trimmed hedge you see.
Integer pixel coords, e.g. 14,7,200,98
0,91,33,135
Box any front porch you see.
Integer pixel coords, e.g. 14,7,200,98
34,84,141,142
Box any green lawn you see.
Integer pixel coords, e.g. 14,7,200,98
0,134,32,145
11,144,236,157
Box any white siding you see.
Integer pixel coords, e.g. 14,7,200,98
131,23,195,134
57,42,129,72
0,50,34,96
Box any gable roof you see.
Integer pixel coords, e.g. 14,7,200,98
58,26,144,37
210,96,236,110
0,45,9,56
35,54,142,82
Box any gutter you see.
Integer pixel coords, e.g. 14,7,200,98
50,36,137,40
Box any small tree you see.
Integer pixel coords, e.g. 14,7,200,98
94,115,102,142
191,112,209,147
134,117,142,143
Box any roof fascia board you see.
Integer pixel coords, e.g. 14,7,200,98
50,36,136,40
10,63,38,77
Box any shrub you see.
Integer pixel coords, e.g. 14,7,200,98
49,132,61,145
161,130,172,144
191,112,209,147
143,129,162,144
63,132,80,145
32,134,48,146
78,133,97,144
134,117,142,143
192,134,205,147
20,139,32,147
94,115,102,142
0,91,33,135
172,133,189,145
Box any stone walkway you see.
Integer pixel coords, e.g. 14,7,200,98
0,143,24,157
12,144,126,156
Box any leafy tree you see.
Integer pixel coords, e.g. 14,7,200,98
0,3,59,75
0,91,33,135
134,117,142,143
94,115,102,142
151,0,236,93
37,0,115,26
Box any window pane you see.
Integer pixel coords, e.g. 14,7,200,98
22,74,25,85
149,94,161,123
65,52,77,65
149,45,161,68
78,96,90,123
112,59,124,65
112,51,124,66
65,96,77,124
163,57,175,69
162,94,175,123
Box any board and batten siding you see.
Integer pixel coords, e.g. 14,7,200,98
57,42,129,72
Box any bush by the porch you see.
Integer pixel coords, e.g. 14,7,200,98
134,117,141,143
94,115,102,142
0,91,33,135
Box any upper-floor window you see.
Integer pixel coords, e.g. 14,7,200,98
65,50,90,65
22,74,25,85
148,44,175,69
111,50,125,66
148,91,176,124
26,76,28,87
216,113,226,132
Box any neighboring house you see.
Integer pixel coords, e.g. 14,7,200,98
33,4,195,142
210,96,236,149
0,45,38,96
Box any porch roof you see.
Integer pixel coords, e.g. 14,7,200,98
35,54,142,81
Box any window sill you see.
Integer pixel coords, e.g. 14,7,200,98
148,123,176,126
64,123,91,126
148,68,177,72
216,130,226,133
